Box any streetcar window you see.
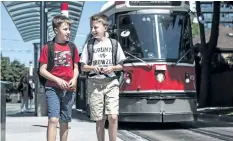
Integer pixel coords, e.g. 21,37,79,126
117,12,192,62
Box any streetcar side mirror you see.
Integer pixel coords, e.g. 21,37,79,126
120,30,130,37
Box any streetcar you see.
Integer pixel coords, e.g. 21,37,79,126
76,1,197,122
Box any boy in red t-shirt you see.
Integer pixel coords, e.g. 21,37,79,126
39,15,79,141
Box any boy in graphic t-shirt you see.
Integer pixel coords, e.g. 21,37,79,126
39,15,80,141
80,14,126,141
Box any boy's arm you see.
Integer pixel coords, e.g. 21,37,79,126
39,45,59,82
69,47,80,89
72,46,79,80
102,62,124,74
111,64,124,71
40,63,69,89
82,63,101,73
39,63,59,82
72,47,80,80
81,64,95,72
79,43,99,72
73,63,79,79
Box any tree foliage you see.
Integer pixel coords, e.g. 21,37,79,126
1,55,28,84
191,21,200,37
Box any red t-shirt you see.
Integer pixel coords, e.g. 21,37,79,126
39,42,80,89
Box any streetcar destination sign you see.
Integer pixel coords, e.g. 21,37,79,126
128,1,182,6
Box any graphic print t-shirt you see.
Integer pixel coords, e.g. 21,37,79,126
80,38,126,79
39,43,80,88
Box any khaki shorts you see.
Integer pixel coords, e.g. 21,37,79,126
87,78,119,121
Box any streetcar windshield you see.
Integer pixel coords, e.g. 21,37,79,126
118,11,192,62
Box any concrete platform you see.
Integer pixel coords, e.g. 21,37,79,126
6,103,123,141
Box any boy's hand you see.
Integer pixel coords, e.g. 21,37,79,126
55,78,69,89
68,78,77,89
102,66,114,74
91,66,101,73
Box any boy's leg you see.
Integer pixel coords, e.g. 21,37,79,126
88,79,105,141
105,79,119,141
96,119,105,141
59,122,68,141
45,87,60,141
59,90,76,141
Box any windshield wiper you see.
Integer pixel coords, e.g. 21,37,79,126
124,51,152,68
171,48,192,67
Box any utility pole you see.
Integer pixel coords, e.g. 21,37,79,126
35,1,47,117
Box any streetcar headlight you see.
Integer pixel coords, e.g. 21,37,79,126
185,73,190,83
125,78,131,84
185,78,190,83
156,73,165,83
124,72,132,84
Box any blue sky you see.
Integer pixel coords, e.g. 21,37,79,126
1,1,105,67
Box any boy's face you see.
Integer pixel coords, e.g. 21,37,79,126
55,22,70,41
91,20,107,39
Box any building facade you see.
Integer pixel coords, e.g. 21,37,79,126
200,2,233,30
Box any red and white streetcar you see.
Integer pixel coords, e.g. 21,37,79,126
77,1,197,122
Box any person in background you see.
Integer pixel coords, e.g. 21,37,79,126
18,76,33,113
28,80,34,110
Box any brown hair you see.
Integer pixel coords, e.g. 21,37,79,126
90,13,109,26
52,15,72,31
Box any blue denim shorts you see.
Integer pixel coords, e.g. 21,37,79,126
45,87,76,123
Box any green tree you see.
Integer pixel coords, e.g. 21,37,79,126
191,21,200,37
1,56,28,83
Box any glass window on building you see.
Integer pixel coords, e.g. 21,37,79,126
206,13,212,18
220,3,225,8
204,24,207,29
204,23,212,30
221,13,225,18
201,4,205,8
207,23,212,28
201,3,213,8
229,13,233,18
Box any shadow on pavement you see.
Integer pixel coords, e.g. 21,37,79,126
31,125,71,129
71,109,94,123
6,111,36,117
6,107,94,123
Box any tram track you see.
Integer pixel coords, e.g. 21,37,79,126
73,110,233,141
184,119,233,141
189,128,233,141
118,120,233,141
118,130,151,141
120,128,233,141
